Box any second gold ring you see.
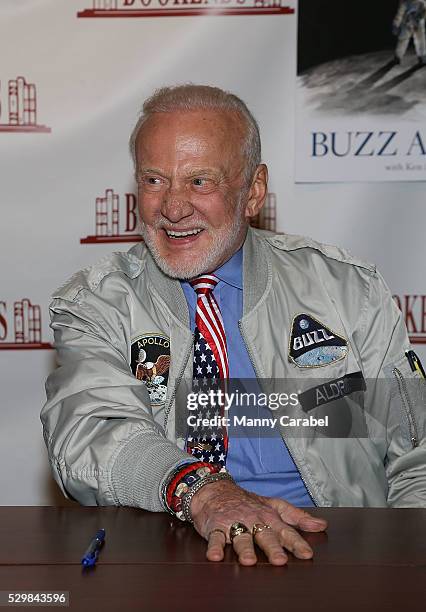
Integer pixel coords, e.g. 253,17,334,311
252,523,272,537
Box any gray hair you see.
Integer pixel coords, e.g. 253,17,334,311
129,84,262,186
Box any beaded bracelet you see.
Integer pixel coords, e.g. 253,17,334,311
166,462,212,509
163,461,225,521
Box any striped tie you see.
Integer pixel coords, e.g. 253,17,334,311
186,275,229,466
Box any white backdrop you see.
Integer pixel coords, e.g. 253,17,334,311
0,0,425,505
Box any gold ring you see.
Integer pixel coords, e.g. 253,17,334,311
252,523,272,537
229,522,250,543
208,528,226,541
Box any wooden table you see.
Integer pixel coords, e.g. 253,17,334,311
0,507,425,611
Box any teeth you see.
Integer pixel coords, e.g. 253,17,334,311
166,229,203,238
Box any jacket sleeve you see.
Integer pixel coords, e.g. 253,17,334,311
41,294,195,511
358,270,426,507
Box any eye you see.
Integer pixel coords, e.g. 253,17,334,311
191,177,216,192
138,174,165,191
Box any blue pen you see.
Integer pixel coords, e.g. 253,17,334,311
81,528,106,567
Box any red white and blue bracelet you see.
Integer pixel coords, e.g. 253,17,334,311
163,461,232,522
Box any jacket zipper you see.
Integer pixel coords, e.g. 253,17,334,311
393,367,418,448
164,333,194,431
238,321,318,506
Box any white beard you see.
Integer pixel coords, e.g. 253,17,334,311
140,203,247,280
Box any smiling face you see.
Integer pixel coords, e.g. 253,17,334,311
135,109,266,279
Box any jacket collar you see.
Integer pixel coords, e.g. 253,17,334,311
145,251,190,328
242,227,272,316
144,227,271,325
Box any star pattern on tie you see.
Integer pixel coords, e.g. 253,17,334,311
193,330,219,380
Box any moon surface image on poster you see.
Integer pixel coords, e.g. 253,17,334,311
300,49,426,120
296,0,426,182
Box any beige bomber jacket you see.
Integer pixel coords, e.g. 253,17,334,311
41,228,426,509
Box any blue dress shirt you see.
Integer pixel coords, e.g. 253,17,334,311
181,248,314,507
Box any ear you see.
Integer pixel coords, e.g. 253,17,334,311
244,164,268,219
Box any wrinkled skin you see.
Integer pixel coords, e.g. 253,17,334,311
136,109,267,279
191,479,327,566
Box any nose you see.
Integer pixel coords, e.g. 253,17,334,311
161,184,194,223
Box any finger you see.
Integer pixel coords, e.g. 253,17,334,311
253,529,288,566
297,512,328,533
232,532,257,566
277,524,314,559
206,529,226,562
269,499,327,532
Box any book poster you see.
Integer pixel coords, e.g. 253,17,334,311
295,0,426,182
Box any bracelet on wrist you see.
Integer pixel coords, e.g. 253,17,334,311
162,461,226,522
181,471,234,524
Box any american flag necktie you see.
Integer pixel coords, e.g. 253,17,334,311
186,274,229,466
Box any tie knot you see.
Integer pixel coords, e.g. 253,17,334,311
190,275,219,296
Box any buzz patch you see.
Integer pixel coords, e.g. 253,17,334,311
289,314,348,368
131,333,170,406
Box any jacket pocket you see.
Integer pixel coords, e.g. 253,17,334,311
388,355,425,449
392,366,418,448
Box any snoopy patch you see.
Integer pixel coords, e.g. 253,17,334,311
131,333,170,405
289,314,348,368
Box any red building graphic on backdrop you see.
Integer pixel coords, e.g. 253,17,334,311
0,299,53,350
77,0,295,19
251,193,277,231
393,295,426,345
0,76,51,133
80,188,140,243
80,189,277,244
95,188,120,236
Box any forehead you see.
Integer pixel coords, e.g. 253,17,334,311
136,109,245,166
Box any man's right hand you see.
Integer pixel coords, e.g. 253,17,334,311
190,478,327,566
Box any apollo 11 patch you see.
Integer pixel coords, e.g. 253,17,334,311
131,333,170,406
289,314,348,368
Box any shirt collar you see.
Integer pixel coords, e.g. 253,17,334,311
214,247,243,290
181,248,243,293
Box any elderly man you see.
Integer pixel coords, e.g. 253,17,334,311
42,85,426,567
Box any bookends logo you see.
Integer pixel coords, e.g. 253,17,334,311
80,188,141,244
77,0,295,20
394,294,426,344
0,299,53,350
0,76,51,133
80,189,277,244
250,193,277,231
